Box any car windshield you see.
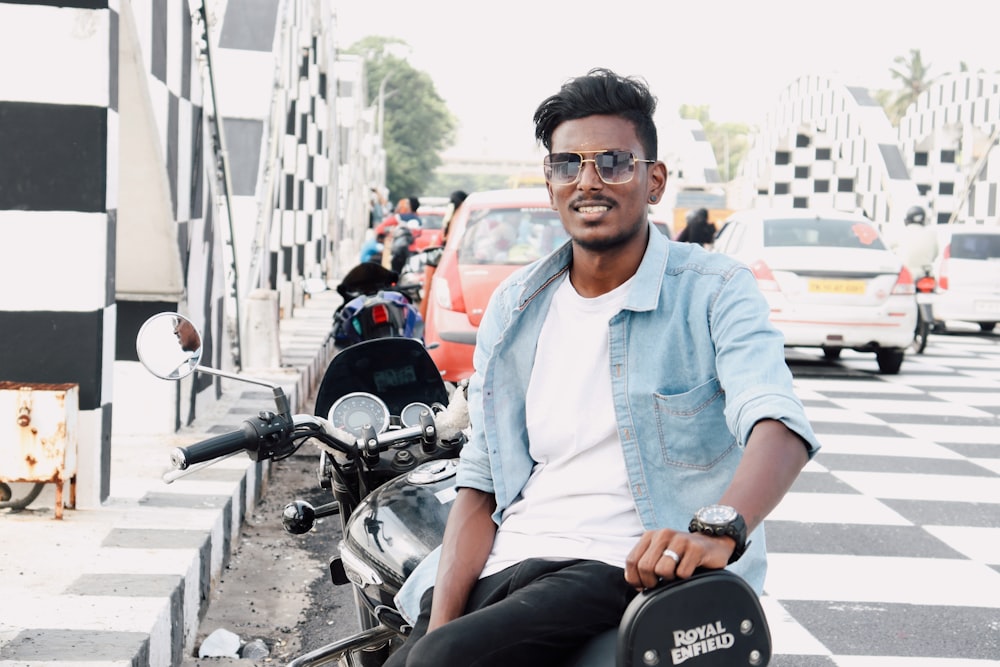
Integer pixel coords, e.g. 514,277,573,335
763,218,885,250
949,233,1000,260
459,206,568,265
418,212,445,229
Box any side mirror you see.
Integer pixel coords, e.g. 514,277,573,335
136,313,204,380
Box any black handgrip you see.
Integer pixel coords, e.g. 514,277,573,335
170,422,258,470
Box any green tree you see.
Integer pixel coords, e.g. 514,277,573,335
345,37,457,202
879,48,934,124
678,105,750,183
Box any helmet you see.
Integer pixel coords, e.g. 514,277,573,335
904,205,926,225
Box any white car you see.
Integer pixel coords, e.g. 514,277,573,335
932,225,1000,332
712,208,917,374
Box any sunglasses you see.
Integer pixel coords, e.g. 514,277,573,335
543,150,655,185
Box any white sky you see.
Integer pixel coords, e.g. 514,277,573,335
332,1,999,161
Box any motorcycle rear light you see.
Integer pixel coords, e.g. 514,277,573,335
370,303,390,325
749,260,780,292
892,265,915,296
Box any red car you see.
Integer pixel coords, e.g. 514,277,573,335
424,188,568,382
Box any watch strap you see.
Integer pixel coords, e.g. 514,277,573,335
688,511,749,564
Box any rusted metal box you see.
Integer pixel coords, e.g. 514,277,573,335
0,382,78,519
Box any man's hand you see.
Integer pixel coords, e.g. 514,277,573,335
624,528,735,590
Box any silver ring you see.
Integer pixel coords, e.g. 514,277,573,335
662,549,680,563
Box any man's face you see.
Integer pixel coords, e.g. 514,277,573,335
174,318,201,352
546,114,666,252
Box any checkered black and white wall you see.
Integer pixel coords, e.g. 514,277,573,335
739,74,922,228
0,0,345,505
738,73,999,232
898,73,1000,227
0,0,120,507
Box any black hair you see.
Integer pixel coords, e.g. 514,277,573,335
408,196,421,212
449,190,468,207
533,68,658,159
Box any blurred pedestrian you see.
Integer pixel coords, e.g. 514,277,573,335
891,205,938,276
441,189,468,245
360,230,386,264
676,207,716,247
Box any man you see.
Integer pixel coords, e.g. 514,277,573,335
388,69,819,667
892,205,939,277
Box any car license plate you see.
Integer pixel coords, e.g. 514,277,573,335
974,299,1000,314
808,279,866,295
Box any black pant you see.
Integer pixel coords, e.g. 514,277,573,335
384,558,636,667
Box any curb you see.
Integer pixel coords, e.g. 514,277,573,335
0,289,340,667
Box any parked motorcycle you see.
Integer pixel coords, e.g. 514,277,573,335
136,313,774,667
331,263,424,348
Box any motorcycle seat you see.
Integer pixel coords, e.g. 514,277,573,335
566,570,771,667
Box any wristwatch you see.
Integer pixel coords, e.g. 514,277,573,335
689,504,749,564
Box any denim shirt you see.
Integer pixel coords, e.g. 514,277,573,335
394,223,820,622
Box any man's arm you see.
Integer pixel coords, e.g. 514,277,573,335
625,418,808,589
427,487,498,632
717,418,810,532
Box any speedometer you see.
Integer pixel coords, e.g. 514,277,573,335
400,402,433,428
328,392,391,437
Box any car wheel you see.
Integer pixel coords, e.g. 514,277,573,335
979,322,996,333
822,347,842,361
875,348,904,374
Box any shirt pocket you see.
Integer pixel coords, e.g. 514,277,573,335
653,377,736,469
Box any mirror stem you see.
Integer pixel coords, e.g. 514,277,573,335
194,365,292,417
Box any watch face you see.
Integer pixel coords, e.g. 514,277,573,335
698,504,737,525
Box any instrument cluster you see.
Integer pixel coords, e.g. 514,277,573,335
327,391,434,438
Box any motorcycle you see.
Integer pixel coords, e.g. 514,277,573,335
911,265,937,355
331,263,424,348
136,313,774,667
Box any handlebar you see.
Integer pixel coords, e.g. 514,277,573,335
170,422,259,470
168,399,464,477
170,411,296,470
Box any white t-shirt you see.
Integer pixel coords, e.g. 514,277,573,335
480,274,645,578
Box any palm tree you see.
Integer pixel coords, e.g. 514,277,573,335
886,48,933,123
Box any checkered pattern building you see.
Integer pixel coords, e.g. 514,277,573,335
0,0,121,507
738,73,999,234
738,74,922,227
0,0,344,504
897,72,1000,227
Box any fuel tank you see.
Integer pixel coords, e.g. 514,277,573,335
341,459,458,595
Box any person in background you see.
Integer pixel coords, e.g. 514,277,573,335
675,207,716,247
891,205,939,277
385,68,818,667
389,221,416,273
359,230,386,264
376,197,413,238
441,189,468,245
369,187,388,228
